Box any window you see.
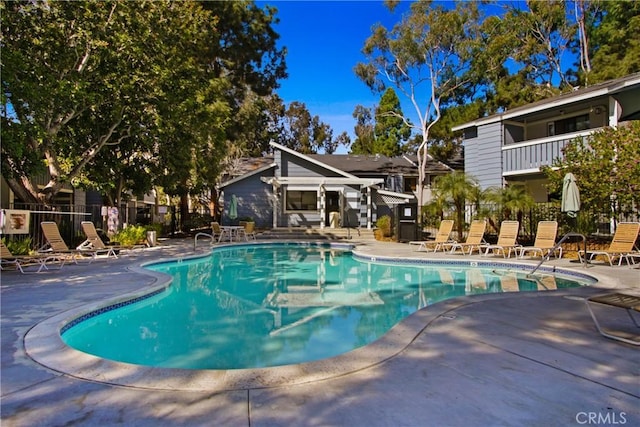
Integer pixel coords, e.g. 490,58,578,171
285,190,317,211
547,122,555,137
464,126,478,139
554,114,590,135
404,177,417,192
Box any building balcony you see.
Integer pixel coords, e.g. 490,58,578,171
501,129,601,176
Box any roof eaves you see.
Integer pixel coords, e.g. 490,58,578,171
452,73,640,131
219,162,277,188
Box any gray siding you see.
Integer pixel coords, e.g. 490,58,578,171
279,152,343,179
465,122,503,189
223,170,274,228
275,151,347,227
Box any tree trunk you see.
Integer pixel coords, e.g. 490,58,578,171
180,194,190,231
210,188,221,222
5,177,42,205
456,203,466,241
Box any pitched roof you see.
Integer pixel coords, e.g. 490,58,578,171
453,72,640,130
307,153,451,175
271,142,357,178
220,144,454,188
219,157,276,188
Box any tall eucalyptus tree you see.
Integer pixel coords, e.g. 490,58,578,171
355,1,491,216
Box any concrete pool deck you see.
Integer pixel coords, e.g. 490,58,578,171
1,237,638,426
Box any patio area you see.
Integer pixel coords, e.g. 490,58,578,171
1,237,638,426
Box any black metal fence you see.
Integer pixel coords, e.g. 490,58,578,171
3,201,639,250
3,203,139,250
422,202,639,245
2,203,199,250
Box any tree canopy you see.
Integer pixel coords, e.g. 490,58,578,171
582,0,640,83
3,0,639,216
356,0,640,168
349,88,411,156
350,105,376,155
274,101,340,154
355,0,487,211
541,121,640,213
1,0,285,207
373,88,411,157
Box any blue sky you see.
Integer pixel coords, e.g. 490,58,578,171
261,0,414,153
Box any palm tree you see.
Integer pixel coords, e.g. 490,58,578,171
485,185,535,232
431,171,479,240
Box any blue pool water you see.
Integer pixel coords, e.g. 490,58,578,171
62,243,592,370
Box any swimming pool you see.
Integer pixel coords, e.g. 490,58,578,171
61,243,595,370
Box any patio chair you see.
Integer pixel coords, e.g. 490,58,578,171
443,220,487,255
585,292,640,345
409,220,455,252
578,222,640,266
238,221,257,241
211,221,233,243
39,222,97,263
519,221,561,259
483,221,521,258
78,221,144,258
1,240,65,274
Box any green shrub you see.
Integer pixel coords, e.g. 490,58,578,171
146,223,163,235
183,213,212,231
111,225,148,246
2,237,33,255
376,215,392,237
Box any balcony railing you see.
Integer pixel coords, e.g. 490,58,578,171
502,130,598,175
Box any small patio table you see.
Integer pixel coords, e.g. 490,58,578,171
218,226,245,243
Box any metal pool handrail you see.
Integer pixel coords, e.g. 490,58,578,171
194,232,215,250
529,232,587,276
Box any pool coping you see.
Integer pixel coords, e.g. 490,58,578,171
23,242,616,393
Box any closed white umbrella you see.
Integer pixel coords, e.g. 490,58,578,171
561,173,580,218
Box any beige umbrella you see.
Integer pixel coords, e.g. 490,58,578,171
561,173,580,218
